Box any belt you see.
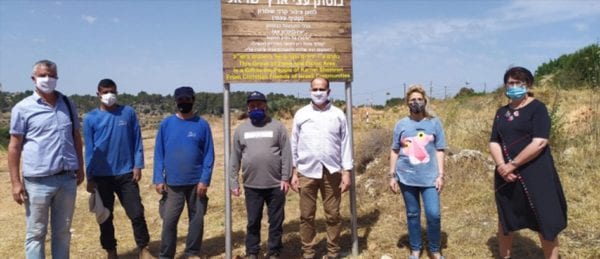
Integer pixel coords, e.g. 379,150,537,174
54,170,75,176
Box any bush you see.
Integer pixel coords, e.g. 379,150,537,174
355,128,391,174
0,127,9,150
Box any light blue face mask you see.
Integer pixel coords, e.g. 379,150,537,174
505,85,527,100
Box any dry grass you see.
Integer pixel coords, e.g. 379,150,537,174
0,88,598,258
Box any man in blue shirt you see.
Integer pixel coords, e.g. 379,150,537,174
153,86,215,259
83,79,153,259
8,59,84,259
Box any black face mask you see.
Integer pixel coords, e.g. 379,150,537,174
408,101,425,114
177,102,194,114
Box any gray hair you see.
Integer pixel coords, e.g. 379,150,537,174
32,60,58,75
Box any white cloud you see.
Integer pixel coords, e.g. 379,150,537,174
573,22,589,31
81,14,97,24
354,0,600,56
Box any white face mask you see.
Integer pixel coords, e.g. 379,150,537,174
35,76,57,93
100,93,117,107
311,91,328,105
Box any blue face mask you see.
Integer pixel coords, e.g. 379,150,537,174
248,108,266,124
505,85,527,100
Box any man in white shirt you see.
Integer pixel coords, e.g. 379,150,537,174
290,77,353,259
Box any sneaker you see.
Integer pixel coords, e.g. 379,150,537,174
107,249,118,259
246,254,259,259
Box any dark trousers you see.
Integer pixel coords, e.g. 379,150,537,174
159,184,209,259
94,173,150,251
244,187,285,255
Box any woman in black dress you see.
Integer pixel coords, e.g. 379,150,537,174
489,67,567,259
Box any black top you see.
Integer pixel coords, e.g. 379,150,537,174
490,99,567,240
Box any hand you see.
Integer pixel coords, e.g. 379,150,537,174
435,176,444,193
86,180,96,193
497,163,518,183
339,171,351,193
290,172,300,192
196,183,208,197
503,173,518,182
389,178,399,194
496,163,516,177
76,169,85,186
231,187,241,197
132,168,142,183
12,181,27,205
155,183,166,194
280,181,290,195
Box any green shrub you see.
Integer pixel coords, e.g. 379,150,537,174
0,127,9,150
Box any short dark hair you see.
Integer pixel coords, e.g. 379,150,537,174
504,66,534,87
97,78,117,91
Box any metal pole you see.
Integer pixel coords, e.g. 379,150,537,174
223,83,232,259
345,81,359,258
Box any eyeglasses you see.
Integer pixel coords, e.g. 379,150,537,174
311,88,328,92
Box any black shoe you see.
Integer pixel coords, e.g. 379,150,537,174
246,254,258,259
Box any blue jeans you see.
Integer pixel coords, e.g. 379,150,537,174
399,182,441,253
23,171,77,259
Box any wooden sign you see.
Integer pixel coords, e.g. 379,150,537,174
221,0,353,83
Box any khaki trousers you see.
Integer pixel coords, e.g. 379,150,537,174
298,168,342,258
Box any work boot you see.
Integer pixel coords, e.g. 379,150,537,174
107,249,118,259
138,246,154,259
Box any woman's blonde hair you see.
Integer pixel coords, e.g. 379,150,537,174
405,84,434,118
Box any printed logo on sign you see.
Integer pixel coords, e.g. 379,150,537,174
244,131,273,139
187,131,197,138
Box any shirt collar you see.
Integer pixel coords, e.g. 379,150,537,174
311,100,332,111
33,90,62,106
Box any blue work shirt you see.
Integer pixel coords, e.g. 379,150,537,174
9,91,81,177
153,114,215,186
83,105,144,179
392,116,447,187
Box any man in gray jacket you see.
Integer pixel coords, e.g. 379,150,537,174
230,91,292,259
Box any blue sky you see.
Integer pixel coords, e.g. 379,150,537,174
1,0,599,105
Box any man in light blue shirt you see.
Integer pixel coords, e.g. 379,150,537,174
83,78,153,259
8,60,84,259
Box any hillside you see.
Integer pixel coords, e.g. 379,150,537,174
0,86,598,258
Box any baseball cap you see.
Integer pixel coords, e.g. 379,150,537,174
174,86,195,100
247,91,267,103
